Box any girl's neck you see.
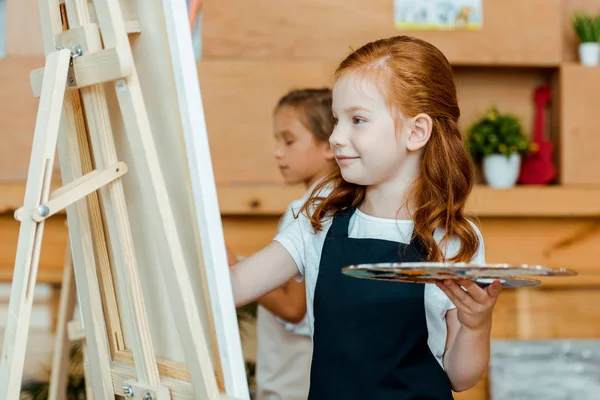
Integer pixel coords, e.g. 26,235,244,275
360,184,413,220
359,157,421,220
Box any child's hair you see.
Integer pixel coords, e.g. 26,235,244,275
302,36,480,263
275,88,333,143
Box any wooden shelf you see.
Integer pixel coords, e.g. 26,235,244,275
467,185,600,217
220,184,600,217
4,181,600,218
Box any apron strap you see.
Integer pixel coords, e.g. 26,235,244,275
329,207,355,238
329,207,430,260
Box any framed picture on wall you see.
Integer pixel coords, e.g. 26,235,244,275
394,0,483,30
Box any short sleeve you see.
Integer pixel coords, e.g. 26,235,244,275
273,215,306,280
470,221,486,265
436,220,486,310
277,205,295,234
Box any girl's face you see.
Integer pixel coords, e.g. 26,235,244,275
273,106,334,186
330,71,429,188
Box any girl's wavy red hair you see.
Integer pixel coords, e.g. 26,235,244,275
300,36,480,262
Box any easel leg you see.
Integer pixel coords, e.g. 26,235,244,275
48,244,77,400
65,319,96,400
65,0,163,387
81,341,95,400
111,46,220,400
0,49,72,400
56,88,115,399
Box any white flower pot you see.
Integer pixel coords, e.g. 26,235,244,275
579,42,600,67
483,153,521,189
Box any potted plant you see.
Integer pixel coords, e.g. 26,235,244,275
466,107,531,189
572,11,600,66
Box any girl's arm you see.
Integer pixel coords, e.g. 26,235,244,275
225,243,306,322
188,0,203,31
256,280,307,323
439,279,502,392
229,241,300,308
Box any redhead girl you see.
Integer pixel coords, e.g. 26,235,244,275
229,36,502,399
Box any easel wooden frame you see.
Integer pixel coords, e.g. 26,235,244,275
0,0,248,399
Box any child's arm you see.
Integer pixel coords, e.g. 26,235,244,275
225,243,306,322
229,241,300,308
438,279,502,392
256,280,306,323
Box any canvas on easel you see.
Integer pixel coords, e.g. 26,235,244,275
0,0,248,399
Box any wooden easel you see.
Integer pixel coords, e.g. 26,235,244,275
0,0,248,399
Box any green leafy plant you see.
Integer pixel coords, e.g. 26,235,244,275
572,11,600,43
466,107,531,162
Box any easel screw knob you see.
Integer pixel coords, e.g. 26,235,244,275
37,205,50,217
122,385,134,397
144,392,155,400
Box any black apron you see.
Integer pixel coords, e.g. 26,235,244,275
309,208,454,399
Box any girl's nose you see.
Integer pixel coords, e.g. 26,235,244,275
329,129,346,148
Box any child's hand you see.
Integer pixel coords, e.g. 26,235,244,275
436,279,502,332
225,244,238,267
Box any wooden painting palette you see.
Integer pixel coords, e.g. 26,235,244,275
341,262,578,288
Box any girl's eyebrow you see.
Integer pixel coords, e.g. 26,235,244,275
344,106,371,113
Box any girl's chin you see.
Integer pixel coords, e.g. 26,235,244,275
340,171,369,186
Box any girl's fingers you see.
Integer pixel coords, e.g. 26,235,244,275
486,280,502,298
443,280,480,309
457,279,490,303
435,281,470,311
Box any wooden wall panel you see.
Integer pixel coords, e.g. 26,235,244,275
481,217,600,286
513,288,600,339
222,216,280,257
559,64,600,185
0,57,61,181
0,215,67,283
454,67,554,142
202,0,562,66
198,60,337,184
5,0,45,56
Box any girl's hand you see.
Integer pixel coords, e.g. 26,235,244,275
436,279,502,332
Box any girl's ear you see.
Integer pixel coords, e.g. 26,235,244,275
321,141,335,161
406,113,433,151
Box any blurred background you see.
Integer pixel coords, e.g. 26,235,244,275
1,0,600,399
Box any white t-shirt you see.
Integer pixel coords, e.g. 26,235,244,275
271,182,333,335
255,184,331,400
273,208,485,368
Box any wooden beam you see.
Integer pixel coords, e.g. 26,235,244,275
4,181,600,217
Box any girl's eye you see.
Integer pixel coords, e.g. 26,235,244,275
285,140,294,146
352,117,365,124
